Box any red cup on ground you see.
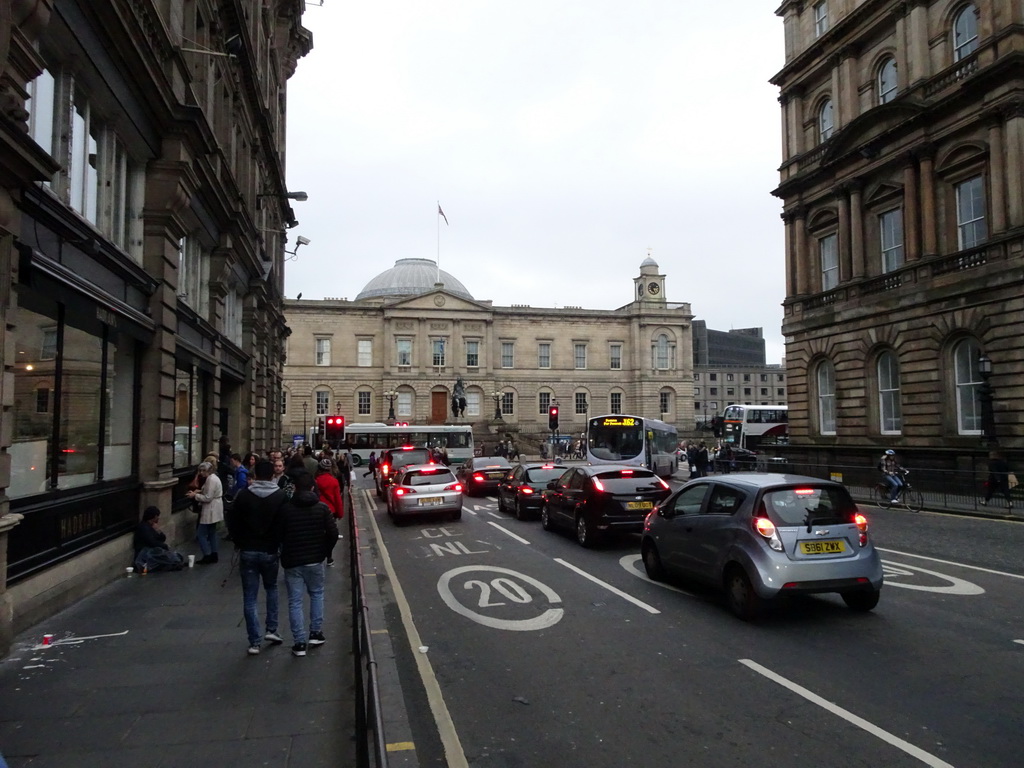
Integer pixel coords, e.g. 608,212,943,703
42,634,53,646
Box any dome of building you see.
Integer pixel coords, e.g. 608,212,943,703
355,258,474,301
640,256,658,269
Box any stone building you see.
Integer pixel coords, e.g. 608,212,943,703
772,0,1022,472
282,257,695,445
0,0,310,651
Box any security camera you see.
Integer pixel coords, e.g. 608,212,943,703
296,236,311,246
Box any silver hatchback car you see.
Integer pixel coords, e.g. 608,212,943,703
641,473,883,620
386,463,464,523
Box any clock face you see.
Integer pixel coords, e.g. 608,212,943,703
648,282,660,295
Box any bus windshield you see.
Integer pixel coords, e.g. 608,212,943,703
587,417,644,461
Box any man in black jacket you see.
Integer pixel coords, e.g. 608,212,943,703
227,459,288,656
280,470,339,657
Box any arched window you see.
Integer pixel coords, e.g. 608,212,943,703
651,333,674,370
817,360,836,435
877,352,902,434
954,5,979,61
878,58,898,104
314,389,330,416
954,339,982,434
819,99,834,142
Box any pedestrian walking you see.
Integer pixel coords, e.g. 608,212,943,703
695,442,710,478
363,451,378,477
187,461,224,564
279,471,339,657
227,459,288,655
981,449,1015,510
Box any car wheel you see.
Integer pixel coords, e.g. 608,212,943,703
514,498,525,521
451,508,462,521
642,542,665,581
575,514,595,548
540,504,554,531
496,493,505,513
842,589,880,612
725,567,765,621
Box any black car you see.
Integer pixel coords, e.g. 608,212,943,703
456,456,513,496
714,446,758,473
497,463,567,520
541,464,671,547
375,447,435,498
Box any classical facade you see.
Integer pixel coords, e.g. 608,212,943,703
772,0,1022,470
282,257,695,446
0,0,310,650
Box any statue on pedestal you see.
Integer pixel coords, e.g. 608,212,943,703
451,376,467,418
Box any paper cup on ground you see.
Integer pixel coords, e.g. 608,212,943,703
126,566,134,575
188,554,196,568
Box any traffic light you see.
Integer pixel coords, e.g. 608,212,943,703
548,405,559,431
325,415,345,443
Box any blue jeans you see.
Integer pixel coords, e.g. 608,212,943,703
285,563,325,645
240,551,280,646
884,474,904,501
196,522,219,556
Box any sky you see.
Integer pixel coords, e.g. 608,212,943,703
284,1,787,363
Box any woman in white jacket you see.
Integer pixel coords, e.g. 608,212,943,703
188,461,224,564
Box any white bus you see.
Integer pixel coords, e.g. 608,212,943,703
332,423,474,466
721,404,788,451
586,415,678,478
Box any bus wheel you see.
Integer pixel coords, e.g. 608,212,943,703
350,454,362,467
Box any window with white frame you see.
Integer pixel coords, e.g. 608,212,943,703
817,360,836,435
659,391,671,414
281,390,287,415
819,99,834,142
501,392,514,415
574,343,587,369
358,390,372,415
820,233,839,291
954,339,982,434
652,334,673,370
954,5,979,61
223,289,242,347
357,339,372,367
575,392,589,414
538,343,551,368
315,390,330,416
878,58,898,104
813,1,829,37
610,343,622,370
466,340,479,368
501,342,514,368
539,391,551,414
880,209,904,273
877,351,902,434
41,328,58,360
610,392,622,413
466,391,481,417
694,387,701,396
27,68,55,159
956,176,987,250
397,391,412,418
178,236,210,315
70,91,99,225
315,337,331,366
397,339,412,367
432,339,446,367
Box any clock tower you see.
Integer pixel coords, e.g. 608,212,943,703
633,255,666,303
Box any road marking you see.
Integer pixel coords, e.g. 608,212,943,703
488,522,530,545
486,511,502,519
437,566,564,631
739,659,956,768
878,548,1024,580
554,558,660,614
880,561,985,595
386,742,416,752
618,555,695,596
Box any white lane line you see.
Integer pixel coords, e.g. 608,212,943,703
487,522,530,545
877,548,1024,580
740,659,956,768
1014,639,1024,646
487,512,503,519
554,558,660,614
619,555,695,596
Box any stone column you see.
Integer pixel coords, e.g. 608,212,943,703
907,2,929,86
850,183,866,278
987,116,1006,234
903,159,921,261
836,185,851,282
793,207,809,295
0,513,23,656
917,147,938,256
782,212,795,297
1003,102,1024,229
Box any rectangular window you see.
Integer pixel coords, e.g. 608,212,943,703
610,343,622,370
880,209,904,273
574,343,587,369
709,373,717,381
501,342,514,368
814,1,829,37
610,392,622,413
710,387,718,395
820,233,839,290
760,374,768,382
466,392,481,417
358,391,371,415
539,391,551,414
575,392,588,414
956,176,987,250
357,339,372,367
41,328,57,360
466,340,479,368
27,68,56,159
315,338,331,366
316,391,329,416
777,388,785,396
659,392,670,414
397,339,412,367
36,387,50,414
743,374,751,382
178,236,210,315
694,387,701,396
538,342,551,369
744,388,752,396
432,339,446,367
726,373,734,382
501,392,514,415
281,391,287,415
726,388,734,396
397,392,412,418
761,388,768,396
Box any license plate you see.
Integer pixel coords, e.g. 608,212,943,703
418,497,443,506
487,472,504,479
626,501,654,510
799,539,846,555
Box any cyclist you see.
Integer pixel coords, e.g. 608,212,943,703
878,449,905,503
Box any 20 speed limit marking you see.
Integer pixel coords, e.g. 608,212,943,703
437,565,564,631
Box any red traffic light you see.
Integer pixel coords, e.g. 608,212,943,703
548,406,559,430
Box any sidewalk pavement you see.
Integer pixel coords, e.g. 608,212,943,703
0,535,356,768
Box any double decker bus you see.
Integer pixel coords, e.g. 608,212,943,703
721,404,788,451
327,423,474,466
586,415,678,478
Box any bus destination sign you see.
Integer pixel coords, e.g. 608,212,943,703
598,416,637,428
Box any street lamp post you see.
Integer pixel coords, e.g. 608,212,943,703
978,354,997,445
302,401,308,446
491,391,503,421
384,389,397,424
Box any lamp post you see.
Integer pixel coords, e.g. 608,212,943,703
384,389,397,424
302,401,308,446
492,391,503,421
978,353,997,445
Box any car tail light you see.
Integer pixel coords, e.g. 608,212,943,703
540,464,555,469
381,464,390,476
754,516,783,552
620,469,634,475
592,477,605,492
420,467,439,473
794,488,815,495
473,473,485,482
520,487,534,495
855,512,869,546
657,477,670,490
443,483,463,492
395,487,414,496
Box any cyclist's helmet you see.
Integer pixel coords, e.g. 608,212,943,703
885,449,895,455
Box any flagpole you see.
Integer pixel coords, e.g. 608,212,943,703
436,201,440,284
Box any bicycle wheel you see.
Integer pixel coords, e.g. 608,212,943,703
903,487,924,512
873,484,893,509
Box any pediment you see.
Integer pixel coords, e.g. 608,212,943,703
822,101,926,164
384,290,489,313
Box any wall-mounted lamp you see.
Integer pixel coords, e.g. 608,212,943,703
259,190,308,202
285,235,311,261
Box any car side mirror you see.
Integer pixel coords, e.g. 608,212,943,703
547,480,558,490
658,505,676,519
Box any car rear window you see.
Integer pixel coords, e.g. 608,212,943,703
594,470,663,493
406,469,455,486
760,486,858,526
524,468,565,484
391,450,432,467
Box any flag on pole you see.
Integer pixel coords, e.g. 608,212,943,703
438,204,448,226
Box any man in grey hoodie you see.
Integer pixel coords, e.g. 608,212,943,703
227,459,288,655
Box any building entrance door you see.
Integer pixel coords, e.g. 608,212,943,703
430,391,448,424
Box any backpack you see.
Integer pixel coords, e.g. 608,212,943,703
877,457,886,472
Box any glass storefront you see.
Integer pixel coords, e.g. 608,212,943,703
174,364,209,469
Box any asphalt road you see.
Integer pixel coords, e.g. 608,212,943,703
356,473,1024,768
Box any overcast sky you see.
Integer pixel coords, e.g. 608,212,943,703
284,1,787,363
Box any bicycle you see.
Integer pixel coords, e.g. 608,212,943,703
873,470,924,512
